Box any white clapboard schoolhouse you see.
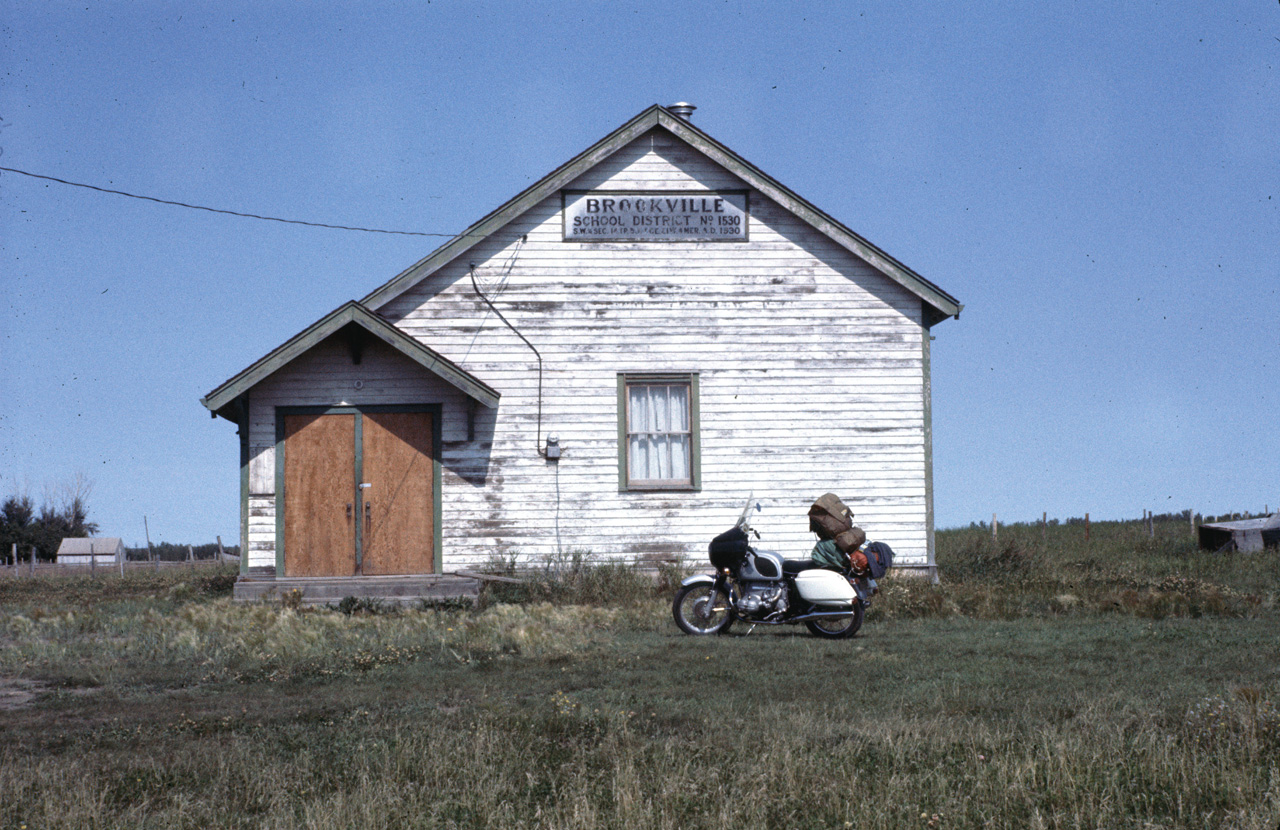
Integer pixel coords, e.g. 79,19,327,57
202,103,961,602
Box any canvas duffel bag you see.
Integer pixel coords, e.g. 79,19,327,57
810,539,848,571
834,527,866,554
808,493,854,540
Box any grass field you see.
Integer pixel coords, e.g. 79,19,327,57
1,519,1278,829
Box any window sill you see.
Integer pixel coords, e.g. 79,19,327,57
622,483,701,493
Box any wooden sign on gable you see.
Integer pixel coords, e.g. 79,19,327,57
562,190,749,242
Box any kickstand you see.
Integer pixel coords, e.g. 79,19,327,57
744,624,757,636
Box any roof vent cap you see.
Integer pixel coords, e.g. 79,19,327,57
668,102,696,120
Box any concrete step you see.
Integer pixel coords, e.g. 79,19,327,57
234,574,481,606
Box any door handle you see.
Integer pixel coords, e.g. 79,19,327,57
365,502,372,524
346,503,353,520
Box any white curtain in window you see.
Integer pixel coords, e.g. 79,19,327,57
628,384,690,482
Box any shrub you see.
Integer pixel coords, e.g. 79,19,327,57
937,532,1042,583
334,596,391,615
479,550,671,608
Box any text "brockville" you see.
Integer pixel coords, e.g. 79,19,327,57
584,197,727,214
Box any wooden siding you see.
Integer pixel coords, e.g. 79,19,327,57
365,128,933,568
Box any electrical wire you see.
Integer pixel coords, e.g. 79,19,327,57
6,164,558,462
554,460,562,559
0,165,461,237
4,162,566,535
469,260,543,457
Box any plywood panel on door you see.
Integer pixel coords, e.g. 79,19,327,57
283,413,356,576
360,411,434,575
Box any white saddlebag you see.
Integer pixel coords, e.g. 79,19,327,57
794,569,855,605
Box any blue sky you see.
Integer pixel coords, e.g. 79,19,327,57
2,2,1276,544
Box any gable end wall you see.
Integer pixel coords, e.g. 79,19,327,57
372,129,933,569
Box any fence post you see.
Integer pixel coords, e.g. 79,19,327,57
91,541,96,577
30,546,36,577
992,513,998,543
188,545,194,571
1085,513,1090,544
145,516,156,572
217,536,225,564
10,542,15,575
119,540,125,577
1042,512,1048,547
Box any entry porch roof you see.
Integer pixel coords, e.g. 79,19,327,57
201,301,500,422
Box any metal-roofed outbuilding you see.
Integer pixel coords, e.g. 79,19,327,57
1198,515,1280,553
56,537,125,566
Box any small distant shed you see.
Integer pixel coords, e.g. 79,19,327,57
56,537,125,566
1198,516,1280,553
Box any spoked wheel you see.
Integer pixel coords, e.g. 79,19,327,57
805,602,865,639
673,583,734,635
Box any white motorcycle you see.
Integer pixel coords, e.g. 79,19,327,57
673,498,884,639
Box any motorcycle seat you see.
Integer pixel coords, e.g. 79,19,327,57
782,559,826,576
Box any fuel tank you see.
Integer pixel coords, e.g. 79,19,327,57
738,549,784,581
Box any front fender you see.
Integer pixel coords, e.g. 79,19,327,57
680,574,717,589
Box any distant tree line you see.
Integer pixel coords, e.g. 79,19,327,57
1,479,99,565
124,542,240,562
1062,510,1196,525
1201,511,1274,523
2,478,239,565
966,508,1273,531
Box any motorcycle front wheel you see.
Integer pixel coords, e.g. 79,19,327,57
805,602,865,639
673,583,734,635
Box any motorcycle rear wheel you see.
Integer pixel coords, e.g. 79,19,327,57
673,584,734,635
805,602,865,639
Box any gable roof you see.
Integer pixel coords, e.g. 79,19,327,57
1200,514,1280,532
56,537,124,555
201,301,500,420
361,104,961,325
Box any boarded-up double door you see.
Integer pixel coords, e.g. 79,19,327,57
282,409,435,576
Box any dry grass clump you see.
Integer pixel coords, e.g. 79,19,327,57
867,578,955,621
930,520,1274,621
479,549,685,607
1103,576,1260,620
0,564,237,606
941,533,1047,583
0,596,636,689
1182,690,1280,755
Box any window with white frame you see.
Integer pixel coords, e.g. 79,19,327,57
619,374,700,491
